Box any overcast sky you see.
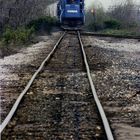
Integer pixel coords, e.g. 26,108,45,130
85,0,140,9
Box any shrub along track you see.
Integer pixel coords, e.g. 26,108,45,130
1,31,114,140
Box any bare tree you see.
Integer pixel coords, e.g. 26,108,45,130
0,0,56,31
108,0,139,27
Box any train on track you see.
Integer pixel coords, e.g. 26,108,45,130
57,0,85,29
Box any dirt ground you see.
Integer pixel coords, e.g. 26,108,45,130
0,32,140,139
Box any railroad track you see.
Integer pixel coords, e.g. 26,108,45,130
1,31,114,140
70,31,140,39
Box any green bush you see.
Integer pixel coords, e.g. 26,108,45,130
104,19,121,29
88,22,104,31
2,26,35,44
2,27,14,44
14,27,34,43
1,16,58,44
27,16,58,33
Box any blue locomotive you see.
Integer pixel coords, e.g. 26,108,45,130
57,0,85,27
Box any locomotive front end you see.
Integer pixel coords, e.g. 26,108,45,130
57,0,85,27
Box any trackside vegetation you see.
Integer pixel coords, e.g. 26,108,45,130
27,16,58,33
1,16,58,44
2,26,34,44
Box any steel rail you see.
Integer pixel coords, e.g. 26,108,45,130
80,31,140,39
77,31,114,140
0,31,66,134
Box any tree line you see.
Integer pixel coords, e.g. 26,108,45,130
0,0,56,32
86,0,140,31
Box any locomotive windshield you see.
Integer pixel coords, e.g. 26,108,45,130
67,0,78,4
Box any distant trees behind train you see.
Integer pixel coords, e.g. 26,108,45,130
86,0,140,31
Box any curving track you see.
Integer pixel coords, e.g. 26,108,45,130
1,31,114,140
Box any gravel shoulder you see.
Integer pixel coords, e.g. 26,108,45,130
83,36,140,140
